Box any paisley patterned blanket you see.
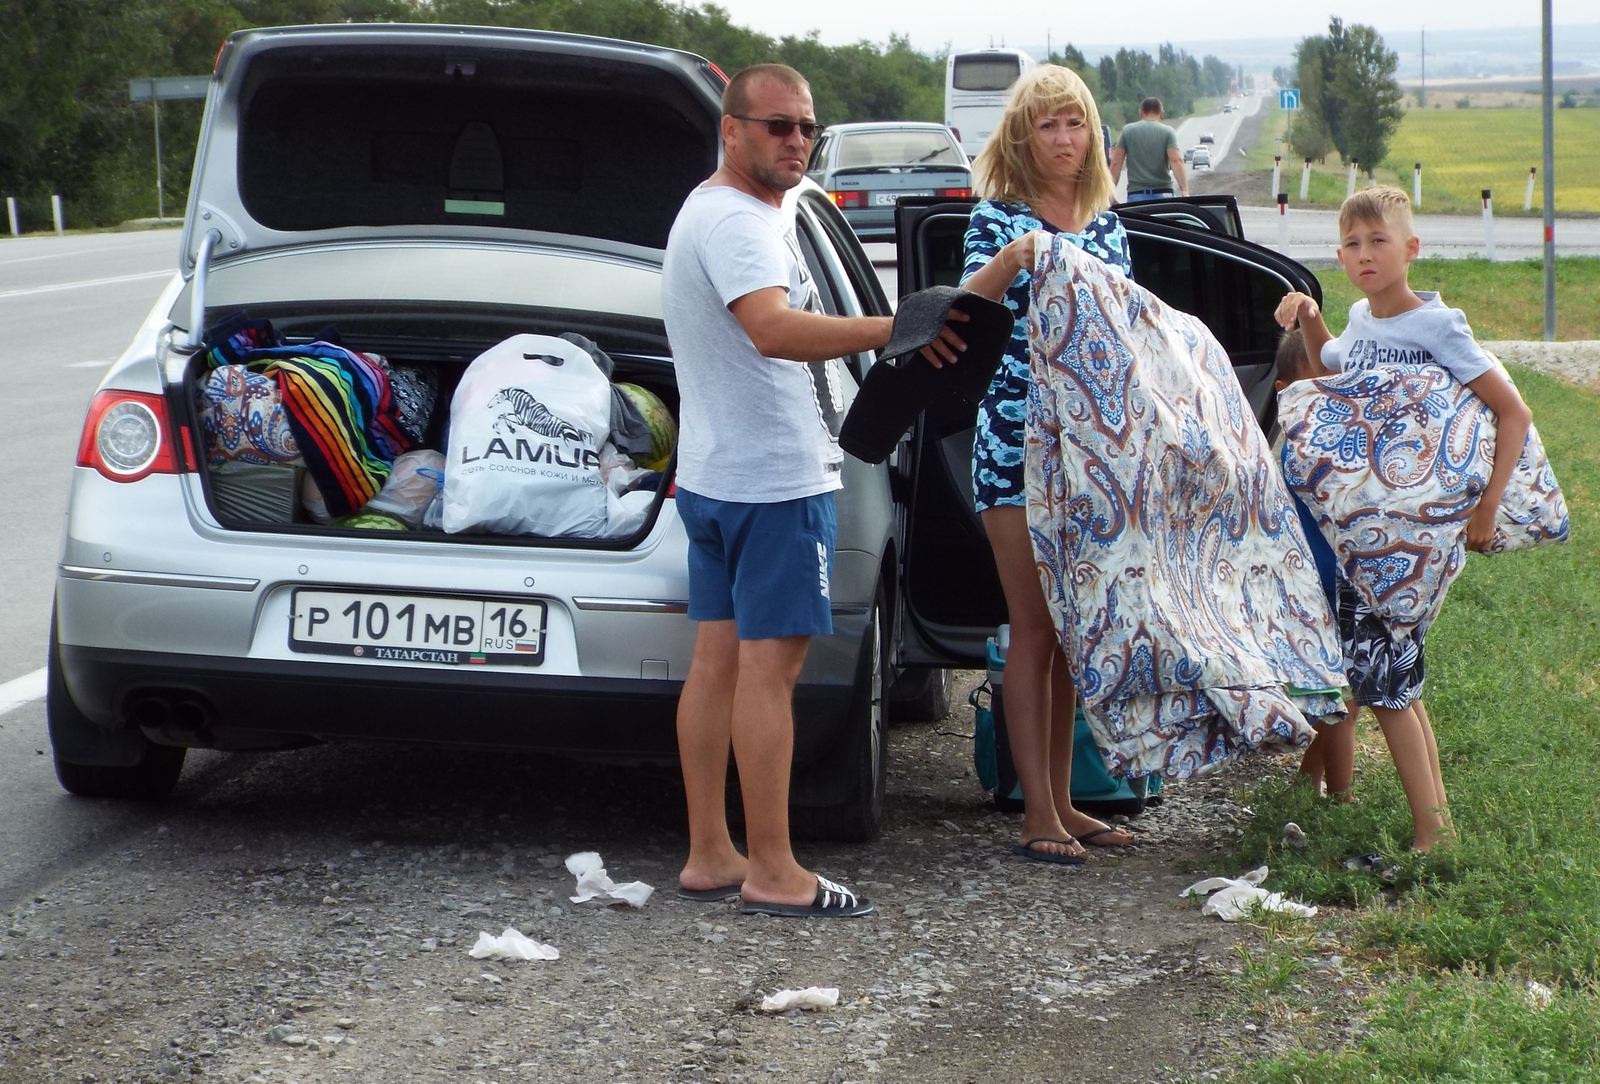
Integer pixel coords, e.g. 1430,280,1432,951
1278,359,1569,639
1023,238,1346,780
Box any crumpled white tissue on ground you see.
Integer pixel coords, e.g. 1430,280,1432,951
565,851,655,907
758,987,840,1013
1180,865,1317,920
468,927,559,961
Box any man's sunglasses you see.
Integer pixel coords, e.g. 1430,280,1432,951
729,114,825,141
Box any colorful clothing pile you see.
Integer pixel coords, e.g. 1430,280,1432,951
1024,237,1346,780
1278,358,1569,640
202,317,411,518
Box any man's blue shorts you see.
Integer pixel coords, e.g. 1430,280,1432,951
677,488,836,640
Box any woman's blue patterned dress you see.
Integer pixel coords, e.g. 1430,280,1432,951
961,199,1132,510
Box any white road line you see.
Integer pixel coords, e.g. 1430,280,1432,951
0,269,171,301
0,669,47,717
67,360,111,369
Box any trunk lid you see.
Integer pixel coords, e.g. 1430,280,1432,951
180,24,725,279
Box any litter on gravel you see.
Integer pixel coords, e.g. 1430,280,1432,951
758,987,841,1013
468,927,560,961
566,850,655,907
1180,865,1318,920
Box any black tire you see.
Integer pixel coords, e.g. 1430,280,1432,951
48,618,185,801
791,590,889,842
889,666,953,722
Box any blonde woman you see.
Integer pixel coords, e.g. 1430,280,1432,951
960,65,1135,864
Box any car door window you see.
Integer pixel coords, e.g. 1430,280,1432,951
807,132,831,173
798,192,890,370
1122,228,1307,428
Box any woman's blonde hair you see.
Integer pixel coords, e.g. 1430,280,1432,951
972,64,1115,222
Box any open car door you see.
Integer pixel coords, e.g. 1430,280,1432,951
1113,193,1245,238
890,195,1322,669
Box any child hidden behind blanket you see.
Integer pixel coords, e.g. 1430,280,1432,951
1274,185,1535,853
1273,330,1359,803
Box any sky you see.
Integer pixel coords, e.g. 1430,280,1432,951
696,0,1560,54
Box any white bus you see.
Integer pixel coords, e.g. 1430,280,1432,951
944,48,1037,159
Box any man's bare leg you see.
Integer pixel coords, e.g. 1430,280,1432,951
676,619,749,894
731,635,824,906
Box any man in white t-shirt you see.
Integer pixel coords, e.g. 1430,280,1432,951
662,63,962,919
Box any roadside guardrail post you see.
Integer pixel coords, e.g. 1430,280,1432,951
1524,167,1536,211
1277,192,1289,253
1346,160,1357,199
1481,189,1495,261
5,196,17,237
1300,158,1311,200
1413,162,1422,209
51,194,64,236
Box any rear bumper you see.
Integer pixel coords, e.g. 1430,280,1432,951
842,208,895,240
57,644,854,763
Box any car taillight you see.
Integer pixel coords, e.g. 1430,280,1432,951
76,390,187,482
936,188,971,198
830,190,866,209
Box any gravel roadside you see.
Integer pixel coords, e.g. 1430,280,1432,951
1,671,1361,1084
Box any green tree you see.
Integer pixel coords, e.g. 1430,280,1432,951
1293,18,1402,174
1327,21,1401,174
1201,55,1232,96
1289,34,1334,162
0,0,948,226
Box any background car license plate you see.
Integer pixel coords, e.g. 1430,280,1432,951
872,190,932,206
290,589,546,665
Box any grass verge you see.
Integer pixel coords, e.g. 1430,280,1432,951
1249,104,1600,216
1312,258,1600,341
1219,366,1600,1082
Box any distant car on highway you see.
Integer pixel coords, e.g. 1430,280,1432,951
1183,146,1197,163
806,122,971,241
1199,132,1216,144
1222,103,1237,113
1191,147,1212,169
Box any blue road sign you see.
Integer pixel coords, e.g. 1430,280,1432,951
1279,88,1301,111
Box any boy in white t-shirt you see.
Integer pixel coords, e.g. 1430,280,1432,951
1274,185,1532,853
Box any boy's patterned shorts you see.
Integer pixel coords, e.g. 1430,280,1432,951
1337,577,1427,709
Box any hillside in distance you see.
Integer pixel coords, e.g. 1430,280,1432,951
1058,22,1599,84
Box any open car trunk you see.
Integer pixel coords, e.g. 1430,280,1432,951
179,304,680,548
165,24,726,548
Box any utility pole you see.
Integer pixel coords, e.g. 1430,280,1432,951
1542,0,1556,340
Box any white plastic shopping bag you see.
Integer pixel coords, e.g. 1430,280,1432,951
443,334,614,537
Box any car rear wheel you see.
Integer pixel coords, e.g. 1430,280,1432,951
890,666,953,722
791,587,889,842
47,616,185,801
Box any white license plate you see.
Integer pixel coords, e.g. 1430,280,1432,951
290,589,547,666
872,190,933,206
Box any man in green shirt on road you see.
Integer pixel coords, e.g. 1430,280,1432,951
1110,97,1189,202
